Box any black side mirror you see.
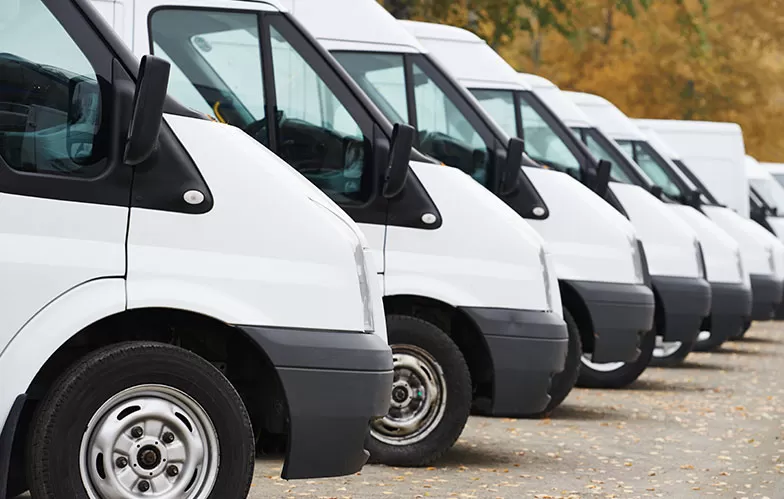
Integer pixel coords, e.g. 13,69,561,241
592,159,611,198
124,55,171,166
382,123,415,199
67,76,101,165
685,189,701,208
500,137,523,196
650,185,663,199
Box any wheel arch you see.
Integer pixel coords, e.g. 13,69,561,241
559,280,595,354
383,294,495,403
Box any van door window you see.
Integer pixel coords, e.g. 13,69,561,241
333,51,492,186
617,139,685,200
470,89,517,139
149,9,373,204
0,0,108,177
517,96,581,177
267,24,371,204
150,10,264,131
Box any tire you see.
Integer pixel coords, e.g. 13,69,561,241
649,337,694,367
6,474,27,498
26,341,255,499
367,314,471,467
527,307,581,418
577,329,655,389
693,329,727,351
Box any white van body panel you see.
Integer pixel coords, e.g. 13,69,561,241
385,162,555,314
608,184,700,277
523,168,640,284
634,119,750,219
668,204,742,283
702,205,773,277
127,115,376,334
566,91,744,285
520,73,593,128
0,279,126,426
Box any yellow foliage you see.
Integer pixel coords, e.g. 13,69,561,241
499,0,784,161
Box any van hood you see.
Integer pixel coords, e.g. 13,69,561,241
702,205,778,277
610,183,700,278
667,204,743,284
524,167,642,284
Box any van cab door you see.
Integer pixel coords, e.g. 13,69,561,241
0,0,131,353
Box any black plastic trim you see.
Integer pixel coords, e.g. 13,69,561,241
237,324,392,479
460,307,568,416
237,325,392,372
650,275,712,343
708,281,753,343
566,280,655,363
0,394,25,499
750,273,784,321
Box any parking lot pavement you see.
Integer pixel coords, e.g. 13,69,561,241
249,322,784,499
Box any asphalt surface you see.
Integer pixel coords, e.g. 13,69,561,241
248,322,784,498
16,322,784,498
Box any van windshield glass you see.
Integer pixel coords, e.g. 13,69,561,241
774,174,784,188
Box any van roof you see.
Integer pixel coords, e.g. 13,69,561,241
762,162,784,175
238,0,287,11
401,21,528,91
566,91,646,141
746,155,766,179
286,0,425,53
635,119,742,135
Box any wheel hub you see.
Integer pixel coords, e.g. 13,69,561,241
580,353,626,372
79,384,220,499
370,345,447,446
653,336,683,358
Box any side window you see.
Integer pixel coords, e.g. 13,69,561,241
0,0,107,177
411,62,490,185
332,52,409,124
630,143,683,198
269,23,370,204
581,133,633,183
470,89,517,139
518,99,580,175
150,10,265,130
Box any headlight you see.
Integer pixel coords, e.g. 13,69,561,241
539,246,553,312
630,237,646,284
694,240,707,279
768,246,776,274
353,243,375,333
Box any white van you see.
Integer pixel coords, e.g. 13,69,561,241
287,2,657,395
93,0,570,467
638,119,784,326
386,20,706,369
763,162,784,188
746,155,784,239
565,91,753,354
0,0,396,496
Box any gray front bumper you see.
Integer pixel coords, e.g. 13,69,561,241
460,308,567,417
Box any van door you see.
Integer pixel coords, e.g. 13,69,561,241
0,0,131,353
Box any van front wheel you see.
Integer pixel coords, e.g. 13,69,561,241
26,341,255,499
367,315,471,467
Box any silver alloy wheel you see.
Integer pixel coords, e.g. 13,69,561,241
580,354,625,372
371,344,447,446
653,335,683,358
79,384,220,499
697,330,712,342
